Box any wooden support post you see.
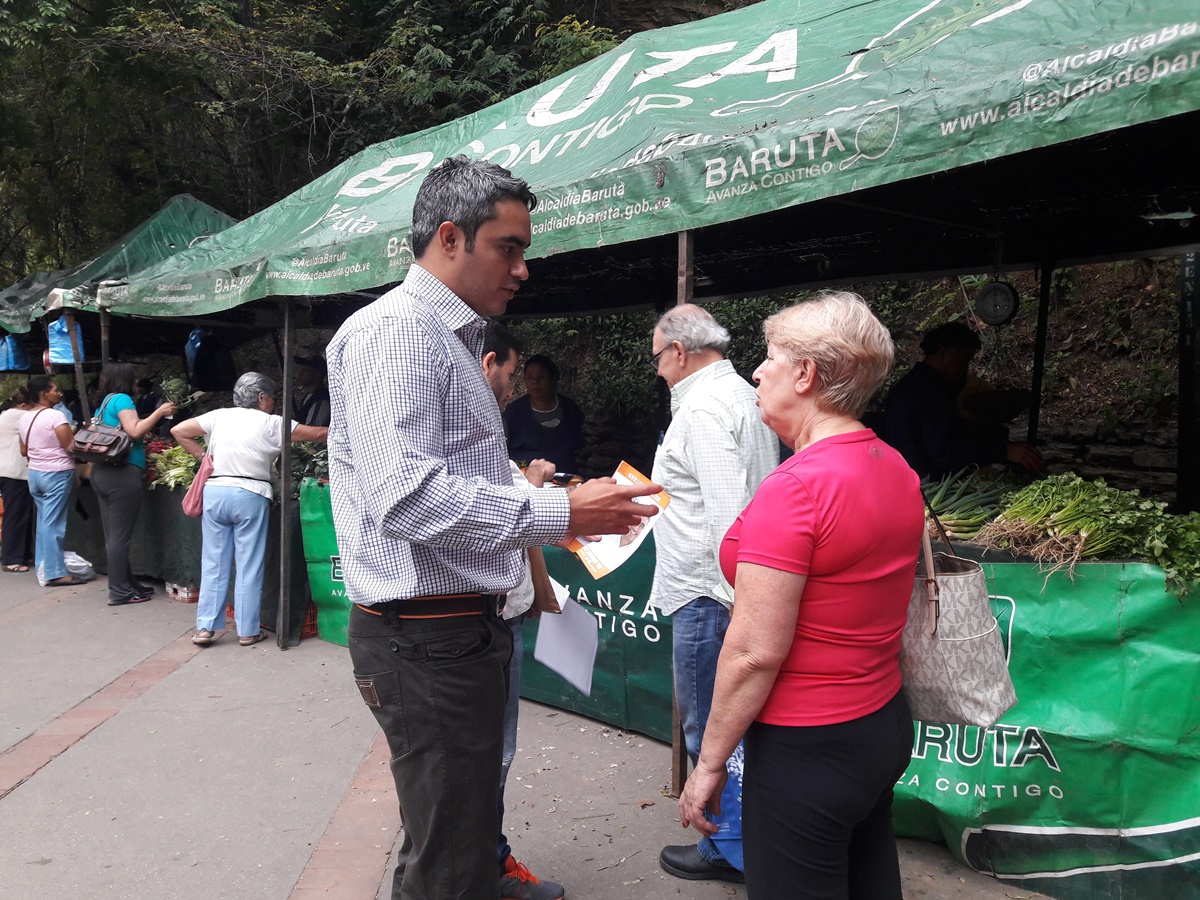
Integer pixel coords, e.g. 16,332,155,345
276,299,293,650
1178,252,1198,513
64,310,91,421
677,231,694,307
99,309,111,365
1027,263,1054,445
670,696,688,798
668,229,696,796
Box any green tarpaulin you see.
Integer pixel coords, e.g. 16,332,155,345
97,0,1200,317
0,194,235,333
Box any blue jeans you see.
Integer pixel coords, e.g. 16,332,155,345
198,485,269,637
28,469,74,582
497,614,524,869
672,596,744,870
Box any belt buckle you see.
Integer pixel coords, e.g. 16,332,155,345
493,594,506,616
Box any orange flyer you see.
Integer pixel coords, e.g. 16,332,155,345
566,461,670,579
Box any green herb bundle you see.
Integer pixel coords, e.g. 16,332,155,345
974,473,1200,598
921,468,1021,541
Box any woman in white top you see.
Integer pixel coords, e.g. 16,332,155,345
0,384,36,572
171,372,327,646
20,375,89,586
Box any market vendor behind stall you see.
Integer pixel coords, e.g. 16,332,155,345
881,322,1042,479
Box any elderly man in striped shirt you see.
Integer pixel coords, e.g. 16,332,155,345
326,156,660,900
649,304,779,884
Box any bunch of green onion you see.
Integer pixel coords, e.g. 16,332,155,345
921,468,1012,541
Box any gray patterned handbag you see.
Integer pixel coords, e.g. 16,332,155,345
899,517,1017,726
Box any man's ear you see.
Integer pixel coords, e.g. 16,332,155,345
481,351,498,375
435,220,460,256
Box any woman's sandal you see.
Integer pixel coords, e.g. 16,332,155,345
192,629,217,646
239,633,266,647
3,564,29,573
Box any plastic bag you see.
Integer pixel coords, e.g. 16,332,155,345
0,334,30,371
37,551,95,586
46,316,84,365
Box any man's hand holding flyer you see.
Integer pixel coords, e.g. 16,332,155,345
567,461,670,578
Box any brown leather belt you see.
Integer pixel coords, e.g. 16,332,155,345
355,593,504,620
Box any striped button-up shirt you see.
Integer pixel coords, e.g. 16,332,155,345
649,359,779,614
326,265,571,605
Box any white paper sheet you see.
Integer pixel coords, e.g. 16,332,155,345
532,577,598,696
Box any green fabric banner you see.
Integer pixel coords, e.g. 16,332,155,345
298,479,351,647
894,561,1200,898
297,483,1200,895
98,0,1200,317
521,541,674,743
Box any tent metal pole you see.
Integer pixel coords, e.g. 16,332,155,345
99,309,111,365
1027,264,1053,445
276,299,293,649
64,310,91,421
1178,252,1198,513
676,230,694,306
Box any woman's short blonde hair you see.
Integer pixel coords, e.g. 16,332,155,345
763,291,895,417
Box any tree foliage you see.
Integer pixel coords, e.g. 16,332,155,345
0,0,630,283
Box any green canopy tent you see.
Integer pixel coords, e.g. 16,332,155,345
0,194,236,337
82,0,1200,668
89,0,1200,511
93,0,1200,319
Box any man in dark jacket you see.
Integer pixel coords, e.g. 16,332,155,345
882,322,1041,478
293,356,331,428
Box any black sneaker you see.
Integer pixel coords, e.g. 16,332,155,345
500,857,565,900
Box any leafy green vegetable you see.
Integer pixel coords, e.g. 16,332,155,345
974,474,1200,598
160,377,195,410
921,467,1025,541
148,443,201,490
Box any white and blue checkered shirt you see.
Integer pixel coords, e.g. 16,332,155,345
649,359,779,613
326,264,571,605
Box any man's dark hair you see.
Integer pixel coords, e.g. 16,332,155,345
920,322,981,356
483,320,522,367
411,155,537,259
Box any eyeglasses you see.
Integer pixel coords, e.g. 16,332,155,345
649,342,674,370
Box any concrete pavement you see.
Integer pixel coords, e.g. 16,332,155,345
0,571,1049,899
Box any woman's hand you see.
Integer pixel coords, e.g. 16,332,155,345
678,759,728,836
156,401,178,419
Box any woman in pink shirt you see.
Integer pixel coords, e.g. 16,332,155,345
20,375,89,586
678,293,924,899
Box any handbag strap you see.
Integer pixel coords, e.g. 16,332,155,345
918,484,956,553
93,394,114,426
19,407,50,458
917,485,943,637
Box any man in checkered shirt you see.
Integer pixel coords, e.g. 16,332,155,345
648,304,779,885
326,156,659,900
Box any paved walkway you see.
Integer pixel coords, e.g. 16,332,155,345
0,572,1050,899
